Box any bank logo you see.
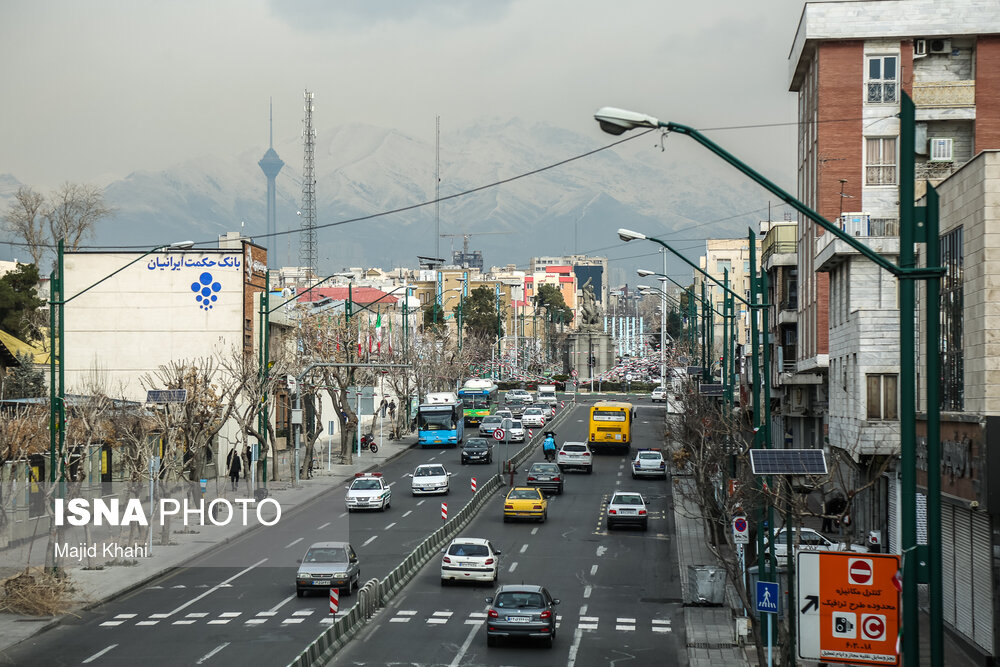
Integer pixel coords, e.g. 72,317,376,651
191,272,222,310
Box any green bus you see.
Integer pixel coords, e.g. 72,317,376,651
457,379,498,426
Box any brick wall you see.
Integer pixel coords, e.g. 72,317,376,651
975,36,1000,153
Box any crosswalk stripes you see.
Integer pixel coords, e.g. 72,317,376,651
427,611,453,624
652,618,671,633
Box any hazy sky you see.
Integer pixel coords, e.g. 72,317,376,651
0,0,809,189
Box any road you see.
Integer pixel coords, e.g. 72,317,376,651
328,398,684,667
0,396,682,667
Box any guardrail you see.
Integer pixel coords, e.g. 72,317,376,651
287,401,574,667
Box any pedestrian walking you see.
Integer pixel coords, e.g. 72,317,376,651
227,448,242,490
388,399,396,419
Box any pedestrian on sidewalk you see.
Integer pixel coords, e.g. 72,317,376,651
227,448,242,491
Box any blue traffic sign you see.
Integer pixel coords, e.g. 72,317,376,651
756,581,779,614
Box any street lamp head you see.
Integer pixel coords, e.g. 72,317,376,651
618,228,646,243
166,240,195,250
637,284,653,291
594,107,661,135
636,268,655,277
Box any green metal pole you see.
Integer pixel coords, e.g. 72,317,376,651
259,273,270,485
346,283,353,322
701,280,708,383
899,94,919,667
58,239,65,483
925,185,942,666
723,270,730,407
49,270,57,483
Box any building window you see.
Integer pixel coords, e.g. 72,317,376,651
866,374,898,420
717,259,732,275
866,55,898,104
940,227,963,411
865,137,897,185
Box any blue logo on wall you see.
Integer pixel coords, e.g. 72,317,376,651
191,272,222,310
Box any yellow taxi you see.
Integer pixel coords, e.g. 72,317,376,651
503,486,548,523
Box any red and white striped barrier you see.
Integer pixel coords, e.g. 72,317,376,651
441,503,448,521
528,429,534,439
470,477,477,493
560,401,565,408
329,587,339,615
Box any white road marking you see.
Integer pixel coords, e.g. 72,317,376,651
567,627,585,667
448,615,483,667
583,585,592,599
245,619,267,625
207,619,231,625
186,613,209,618
385,522,396,530
167,558,267,618
363,535,378,547
267,595,295,614
149,613,170,619
338,512,348,518
114,614,137,619
390,617,411,623
519,544,528,554
99,621,123,627
509,561,518,573
171,585,186,589
590,565,599,576
429,456,436,460
617,617,636,623
417,500,426,506
195,642,229,664
135,620,159,626
531,527,539,535
282,618,305,624
396,610,418,615
616,623,636,631
256,611,277,617
172,620,196,625
292,610,314,616
468,612,487,619
285,537,303,549
317,522,330,530
428,611,453,624
402,510,413,518
82,645,118,664
596,545,607,557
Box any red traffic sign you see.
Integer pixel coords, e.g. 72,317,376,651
848,558,873,585
493,429,505,441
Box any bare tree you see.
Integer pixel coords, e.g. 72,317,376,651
3,183,113,269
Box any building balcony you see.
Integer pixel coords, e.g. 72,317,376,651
912,80,975,109
815,215,899,272
761,223,797,270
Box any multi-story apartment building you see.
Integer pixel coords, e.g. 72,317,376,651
789,1,1000,660
530,255,608,307
696,237,760,352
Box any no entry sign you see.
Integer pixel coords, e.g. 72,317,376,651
848,558,873,585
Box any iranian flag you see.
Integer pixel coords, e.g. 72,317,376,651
357,322,363,356
387,319,393,355
375,311,383,353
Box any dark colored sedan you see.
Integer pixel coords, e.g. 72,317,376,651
524,462,563,495
485,584,560,647
462,438,493,464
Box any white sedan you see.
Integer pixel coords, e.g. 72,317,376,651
409,463,452,495
440,537,501,585
345,473,392,511
520,407,546,428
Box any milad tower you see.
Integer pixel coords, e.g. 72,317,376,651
258,98,284,269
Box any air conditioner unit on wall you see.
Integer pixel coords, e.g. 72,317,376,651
928,38,951,54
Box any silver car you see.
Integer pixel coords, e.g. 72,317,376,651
479,415,504,437
296,541,360,597
485,584,560,647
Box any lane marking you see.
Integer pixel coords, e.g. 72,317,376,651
149,613,170,619
195,642,229,664
114,614,137,619
417,500,426,506
616,624,636,631
266,595,295,614
172,620,195,625
596,546,607,557
166,558,267,617
99,621,123,627
402,510,413,518
617,617,636,623
186,613,209,618
292,610,314,616
136,620,159,626
363,535,378,547
427,611,453,624
285,537,303,549
338,512,348,518
531,527,539,535
397,610,417,615
567,626,585,667
82,644,118,664
385,522,397,530
590,565,599,576
390,617,411,623
317,522,330,530
519,544,528,554
448,614,484,667
282,618,305,624
583,585,592,599
245,619,267,625
508,561,518,573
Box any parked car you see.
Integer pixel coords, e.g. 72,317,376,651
345,473,391,511
503,486,547,522
462,437,494,464
409,463,451,495
295,541,359,597
606,491,648,530
479,415,504,437
631,448,667,479
556,441,593,474
651,387,667,402
762,527,870,558
441,537,500,586
521,407,546,428
485,584,560,647
525,462,563,495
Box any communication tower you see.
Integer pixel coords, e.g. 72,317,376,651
300,90,317,279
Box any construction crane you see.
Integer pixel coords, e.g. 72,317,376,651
439,231,513,257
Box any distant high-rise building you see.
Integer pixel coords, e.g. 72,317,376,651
258,98,284,269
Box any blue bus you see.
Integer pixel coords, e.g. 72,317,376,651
417,392,465,447
457,379,498,426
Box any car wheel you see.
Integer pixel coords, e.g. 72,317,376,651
385,500,391,510
606,520,613,530
544,634,554,648
558,484,564,495
488,454,493,463
296,588,304,597
641,521,648,532
541,510,547,523
503,515,510,523
441,578,449,587
487,635,497,647
586,466,593,475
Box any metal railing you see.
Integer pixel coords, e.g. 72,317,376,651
288,403,573,667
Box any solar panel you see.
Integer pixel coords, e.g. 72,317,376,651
699,383,724,396
146,389,188,404
750,449,827,476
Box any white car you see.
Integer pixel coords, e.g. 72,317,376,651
651,387,667,402
521,407,546,428
762,527,870,558
345,473,392,511
440,537,500,585
631,448,667,479
556,441,593,474
409,463,451,495
499,418,526,443
505,389,532,404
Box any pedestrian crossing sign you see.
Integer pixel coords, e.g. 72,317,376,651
756,581,779,614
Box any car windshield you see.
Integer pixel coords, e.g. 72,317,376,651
508,489,541,500
512,421,522,429
304,547,347,563
447,543,490,557
418,411,455,430
494,592,544,609
613,495,643,505
524,409,541,415
530,464,559,474
416,466,446,477
639,452,661,460
563,445,586,452
352,479,382,490
464,439,488,449
482,417,501,425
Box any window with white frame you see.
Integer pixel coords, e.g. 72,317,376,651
716,259,731,275
866,374,898,420
865,137,897,185
866,55,898,104
929,137,954,162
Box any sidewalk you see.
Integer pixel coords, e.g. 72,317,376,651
672,475,752,667
0,438,414,656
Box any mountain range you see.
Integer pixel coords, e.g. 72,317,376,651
0,119,795,283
